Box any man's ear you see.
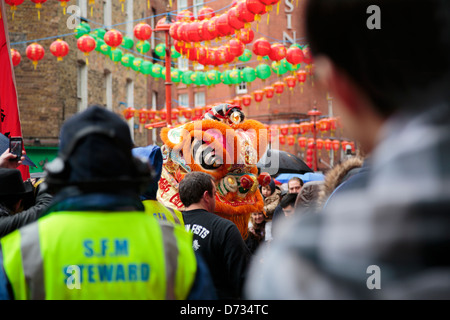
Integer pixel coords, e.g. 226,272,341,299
314,55,362,116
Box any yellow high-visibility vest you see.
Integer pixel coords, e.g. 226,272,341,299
1,211,196,300
142,200,185,226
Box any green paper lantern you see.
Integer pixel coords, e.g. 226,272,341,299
242,67,256,83
256,63,272,80
121,53,135,68
95,38,105,52
100,43,111,56
151,64,163,78
206,70,221,85
132,58,143,72
136,40,151,54
202,73,212,87
190,71,197,84
155,43,166,57
140,61,153,75
121,36,134,50
171,46,181,59
182,70,194,85
110,48,123,63
282,58,300,72
93,28,106,40
221,70,232,85
271,60,288,76
75,23,90,39
229,69,241,85
238,49,252,62
171,69,182,83
194,71,205,86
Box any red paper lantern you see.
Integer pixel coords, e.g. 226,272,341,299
227,7,246,32
236,0,256,28
284,75,296,91
245,0,266,22
187,21,202,43
183,108,193,119
30,0,47,20
253,90,264,106
177,10,194,22
228,39,245,58
316,138,324,150
289,123,299,135
302,46,313,65
123,107,136,120
332,140,340,152
279,135,286,145
148,110,156,121
269,43,287,62
273,81,285,94
341,140,350,151
159,109,167,120
242,94,252,107
26,43,45,69
50,39,69,61
104,29,123,50
77,35,96,65
318,118,331,134
170,22,182,41
206,17,219,41
252,37,271,60
237,28,254,44
134,23,152,41
56,0,71,15
287,135,295,146
10,48,21,66
139,108,149,124
324,139,332,151
296,69,307,93
264,86,275,100
298,136,307,149
194,107,204,117
198,6,215,20
286,46,304,66
216,13,233,38
5,0,25,20
279,124,289,136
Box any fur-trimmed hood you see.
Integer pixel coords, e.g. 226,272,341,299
317,156,364,208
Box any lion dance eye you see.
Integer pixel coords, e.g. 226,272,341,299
191,139,223,170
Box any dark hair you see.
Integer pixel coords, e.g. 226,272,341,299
288,177,304,187
305,0,450,116
280,193,298,209
179,171,214,208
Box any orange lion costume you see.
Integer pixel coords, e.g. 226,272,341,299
157,103,271,239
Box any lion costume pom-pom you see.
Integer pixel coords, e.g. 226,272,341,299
157,103,271,239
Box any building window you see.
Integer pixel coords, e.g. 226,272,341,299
236,66,247,94
193,0,204,18
77,60,88,112
77,0,87,19
104,70,112,111
103,0,111,28
194,91,205,107
178,93,189,107
177,0,188,12
126,79,135,140
178,57,189,71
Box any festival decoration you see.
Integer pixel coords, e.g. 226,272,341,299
158,104,269,239
197,6,215,20
30,0,47,20
10,48,21,67
5,0,25,20
296,69,307,93
26,42,45,69
104,29,123,50
252,37,271,60
56,0,70,15
77,34,96,65
49,39,69,61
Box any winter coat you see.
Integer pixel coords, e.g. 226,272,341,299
263,188,281,219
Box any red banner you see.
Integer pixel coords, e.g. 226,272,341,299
0,1,30,180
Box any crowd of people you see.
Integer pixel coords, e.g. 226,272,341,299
1,0,450,300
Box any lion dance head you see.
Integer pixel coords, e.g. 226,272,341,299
157,103,271,239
